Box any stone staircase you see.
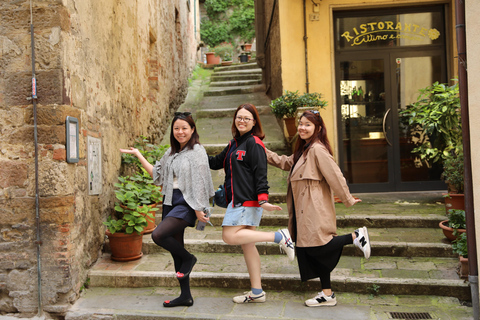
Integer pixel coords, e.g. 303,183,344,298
65,63,473,320
203,62,265,96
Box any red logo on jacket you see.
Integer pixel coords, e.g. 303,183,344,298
236,150,246,161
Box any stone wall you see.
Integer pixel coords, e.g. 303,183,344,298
0,0,198,317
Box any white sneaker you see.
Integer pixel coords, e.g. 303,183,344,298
278,228,295,261
305,291,337,307
232,290,266,303
354,226,371,259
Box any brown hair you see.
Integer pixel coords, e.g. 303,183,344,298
293,110,333,163
170,113,200,154
231,103,265,140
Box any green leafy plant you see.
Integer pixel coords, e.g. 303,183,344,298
122,136,169,172
452,232,468,257
441,149,464,193
213,42,234,61
201,0,255,47
400,81,462,164
200,19,232,48
447,209,466,231
270,90,328,119
400,80,463,193
104,169,162,234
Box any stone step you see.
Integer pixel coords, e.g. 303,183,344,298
88,252,469,300
196,105,271,118
209,79,262,87
66,287,473,320
213,62,260,72
211,69,262,76
204,84,266,96
210,74,262,82
106,225,455,258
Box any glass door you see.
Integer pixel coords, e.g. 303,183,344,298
338,57,393,189
392,53,446,190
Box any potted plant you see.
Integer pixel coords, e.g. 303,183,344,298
104,169,163,261
441,149,465,213
452,232,468,279
439,209,466,241
213,42,234,66
270,90,328,137
399,81,463,210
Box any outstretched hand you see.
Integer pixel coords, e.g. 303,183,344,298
261,203,282,211
353,198,362,205
119,147,140,157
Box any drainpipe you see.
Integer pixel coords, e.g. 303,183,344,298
303,0,310,93
29,1,43,316
455,0,479,317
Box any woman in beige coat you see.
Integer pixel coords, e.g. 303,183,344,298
266,110,371,307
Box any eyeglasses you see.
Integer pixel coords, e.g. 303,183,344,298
235,116,253,123
174,111,192,117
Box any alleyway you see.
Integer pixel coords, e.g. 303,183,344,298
64,63,473,320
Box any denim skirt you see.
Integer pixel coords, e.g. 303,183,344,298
222,201,263,227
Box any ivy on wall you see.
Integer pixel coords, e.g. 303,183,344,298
201,0,255,48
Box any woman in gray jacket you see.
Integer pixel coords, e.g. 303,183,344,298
266,110,370,307
120,112,214,308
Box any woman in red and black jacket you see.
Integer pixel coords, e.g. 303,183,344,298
209,103,294,304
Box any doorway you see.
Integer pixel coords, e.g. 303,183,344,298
334,6,448,192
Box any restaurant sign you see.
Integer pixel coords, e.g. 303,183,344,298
341,21,441,46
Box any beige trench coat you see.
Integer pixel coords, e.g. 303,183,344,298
266,142,356,247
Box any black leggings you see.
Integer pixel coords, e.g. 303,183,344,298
151,216,191,272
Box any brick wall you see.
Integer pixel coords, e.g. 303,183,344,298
0,0,198,317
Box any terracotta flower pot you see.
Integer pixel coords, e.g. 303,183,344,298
444,193,465,214
205,52,221,65
459,255,469,279
439,220,466,241
106,230,143,262
283,117,297,137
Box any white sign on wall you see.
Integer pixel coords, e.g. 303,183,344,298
88,136,102,195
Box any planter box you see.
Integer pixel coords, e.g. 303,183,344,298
205,52,221,65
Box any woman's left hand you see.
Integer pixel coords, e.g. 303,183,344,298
260,203,282,211
195,210,210,223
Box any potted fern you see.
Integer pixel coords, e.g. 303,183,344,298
452,232,468,279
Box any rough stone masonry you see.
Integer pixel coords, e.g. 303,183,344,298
0,0,199,317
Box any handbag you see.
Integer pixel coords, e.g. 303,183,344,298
213,185,227,208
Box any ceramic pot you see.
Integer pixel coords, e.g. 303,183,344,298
459,255,468,279
106,230,143,262
205,52,221,65
283,117,297,137
444,193,465,214
439,220,466,241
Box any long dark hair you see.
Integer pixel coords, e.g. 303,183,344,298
231,103,265,140
293,110,333,163
170,112,200,154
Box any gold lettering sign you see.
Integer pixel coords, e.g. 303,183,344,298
341,21,440,46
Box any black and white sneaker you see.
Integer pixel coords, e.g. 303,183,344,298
305,291,337,307
354,226,371,259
